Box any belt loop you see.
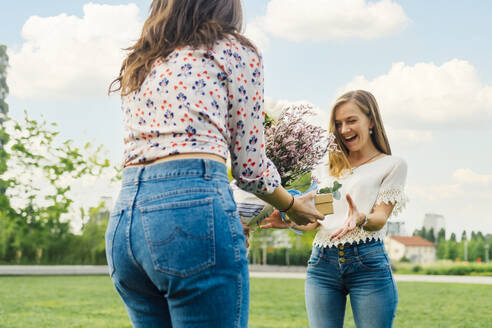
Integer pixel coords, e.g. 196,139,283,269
134,166,144,185
353,243,359,257
203,159,211,180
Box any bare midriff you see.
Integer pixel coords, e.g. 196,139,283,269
125,152,227,167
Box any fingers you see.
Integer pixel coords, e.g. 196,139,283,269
336,226,350,239
292,216,311,226
260,223,273,229
330,227,343,240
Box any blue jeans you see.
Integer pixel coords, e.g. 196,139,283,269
105,159,249,328
305,240,398,328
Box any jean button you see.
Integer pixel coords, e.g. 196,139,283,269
338,245,344,250
339,251,344,256
340,258,345,263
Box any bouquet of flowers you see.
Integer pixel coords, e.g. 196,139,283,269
232,102,341,227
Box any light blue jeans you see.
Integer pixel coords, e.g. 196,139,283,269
105,159,249,327
305,240,398,328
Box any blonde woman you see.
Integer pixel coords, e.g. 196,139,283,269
105,0,323,327
262,90,407,328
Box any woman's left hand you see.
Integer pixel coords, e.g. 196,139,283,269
330,194,364,240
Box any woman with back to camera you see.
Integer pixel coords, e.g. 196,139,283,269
105,0,324,327
262,90,407,327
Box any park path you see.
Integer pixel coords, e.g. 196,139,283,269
1,265,491,285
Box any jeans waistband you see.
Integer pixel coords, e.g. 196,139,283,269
121,159,229,186
317,239,383,257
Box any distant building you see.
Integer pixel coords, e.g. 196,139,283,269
385,236,436,263
386,221,406,236
423,213,445,236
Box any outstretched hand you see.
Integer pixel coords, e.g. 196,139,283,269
329,194,364,240
259,210,289,230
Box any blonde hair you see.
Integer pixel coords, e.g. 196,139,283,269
109,0,256,96
328,90,392,178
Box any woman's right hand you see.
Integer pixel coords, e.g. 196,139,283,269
260,209,321,231
285,191,325,226
259,210,289,229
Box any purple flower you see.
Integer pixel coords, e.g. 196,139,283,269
264,103,340,186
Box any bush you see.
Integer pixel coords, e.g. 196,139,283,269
412,265,423,273
400,256,411,263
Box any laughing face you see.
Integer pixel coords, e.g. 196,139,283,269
334,101,374,154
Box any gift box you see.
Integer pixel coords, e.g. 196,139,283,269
315,193,333,215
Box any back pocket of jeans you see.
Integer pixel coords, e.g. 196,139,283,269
140,197,215,277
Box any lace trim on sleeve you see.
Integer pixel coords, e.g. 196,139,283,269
375,187,407,217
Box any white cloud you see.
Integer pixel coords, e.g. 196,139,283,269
453,168,492,185
7,3,142,100
244,20,270,52
258,0,409,42
341,59,492,128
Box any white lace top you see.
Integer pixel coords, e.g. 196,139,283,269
312,155,407,248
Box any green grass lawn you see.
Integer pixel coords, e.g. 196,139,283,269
0,276,490,327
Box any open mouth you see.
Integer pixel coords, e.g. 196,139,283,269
343,134,358,145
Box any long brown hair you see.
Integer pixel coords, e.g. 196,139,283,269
329,90,392,177
109,0,256,96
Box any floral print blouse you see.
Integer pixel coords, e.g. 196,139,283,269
121,37,281,195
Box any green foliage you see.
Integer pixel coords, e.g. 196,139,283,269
424,264,492,276
318,180,342,194
0,45,11,235
0,111,112,264
413,228,491,262
69,202,109,264
426,227,435,243
400,256,410,263
437,228,446,241
284,172,313,192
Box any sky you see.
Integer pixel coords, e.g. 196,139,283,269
1,0,491,236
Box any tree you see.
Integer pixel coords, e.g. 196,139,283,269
427,228,436,243
70,202,110,264
0,45,14,261
461,230,467,241
450,232,457,242
0,45,10,208
436,228,447,259
437,228,446,241
436,239,447,259
447,240,459,260
0,112,111,263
